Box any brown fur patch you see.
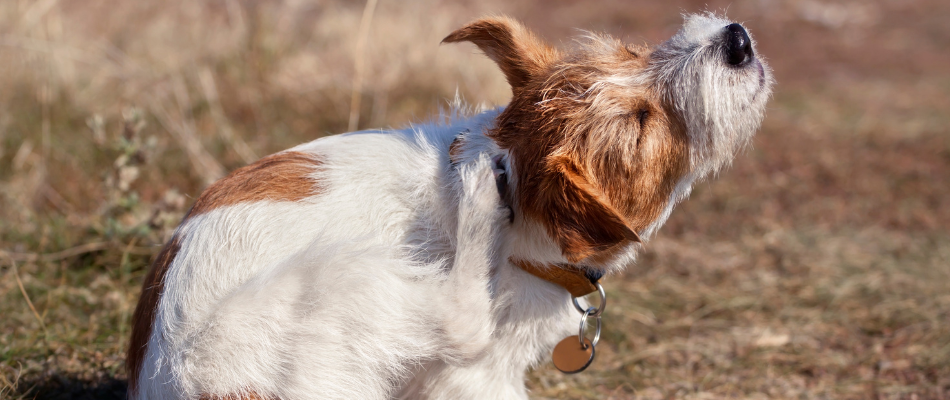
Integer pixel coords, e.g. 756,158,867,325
446,19,690,263
127,235,181,395
186,151,324,217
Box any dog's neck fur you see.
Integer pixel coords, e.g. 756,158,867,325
448,127,616,297
449,124,641,277
449,128,606,297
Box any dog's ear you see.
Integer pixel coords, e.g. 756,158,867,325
544,156,641,263
442,16,558,89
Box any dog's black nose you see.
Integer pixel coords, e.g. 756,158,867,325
724,23,753,66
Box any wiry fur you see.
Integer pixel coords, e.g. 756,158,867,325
129,13,772,400
649,13,773,178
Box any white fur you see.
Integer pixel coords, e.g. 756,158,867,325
648,13,774,178
134,13,771,400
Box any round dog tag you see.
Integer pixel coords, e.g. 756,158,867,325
552,335,595,374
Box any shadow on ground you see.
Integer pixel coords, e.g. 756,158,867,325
16,374,127,400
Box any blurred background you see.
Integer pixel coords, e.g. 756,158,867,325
0,0,947,399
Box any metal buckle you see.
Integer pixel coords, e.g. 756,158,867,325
575,282,605,349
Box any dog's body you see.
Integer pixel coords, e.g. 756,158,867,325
129,14,772,399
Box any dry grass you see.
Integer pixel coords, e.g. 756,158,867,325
1,0,948,399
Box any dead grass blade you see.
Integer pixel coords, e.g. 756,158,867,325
348,0,379,132
115,237,138,354
148,88,225,185
0,365,22,399
198,66,258,164
0,241,110,262
6,258,50,341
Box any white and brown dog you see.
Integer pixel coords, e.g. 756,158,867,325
128,13,772,400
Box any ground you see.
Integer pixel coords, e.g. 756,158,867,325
1,0,948,399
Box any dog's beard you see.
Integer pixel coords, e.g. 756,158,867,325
648,13,774,180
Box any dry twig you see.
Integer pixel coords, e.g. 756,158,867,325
0,241,111,263
198,66,258,164
348,0,379,132
5,258,49,341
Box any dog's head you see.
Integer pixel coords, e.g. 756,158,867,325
445,14,773,265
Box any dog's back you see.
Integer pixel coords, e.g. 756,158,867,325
128,111,505,399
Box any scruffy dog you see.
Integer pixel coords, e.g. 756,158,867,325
128,13,772,400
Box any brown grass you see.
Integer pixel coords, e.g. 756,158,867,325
2,0,948,399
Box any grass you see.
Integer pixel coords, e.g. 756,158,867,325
1,0,949,399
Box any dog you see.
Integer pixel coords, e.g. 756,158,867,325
128,13,772,399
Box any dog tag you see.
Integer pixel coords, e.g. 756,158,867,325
552,335,595,374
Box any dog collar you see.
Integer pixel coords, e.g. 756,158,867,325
509,258,602,297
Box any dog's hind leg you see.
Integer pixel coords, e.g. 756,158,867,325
438,153,510,363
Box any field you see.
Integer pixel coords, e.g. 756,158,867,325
1,0,948,399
